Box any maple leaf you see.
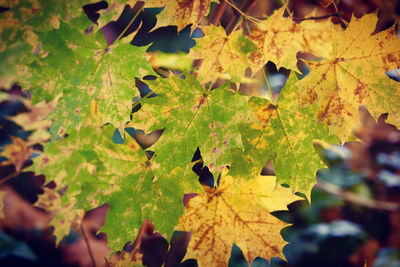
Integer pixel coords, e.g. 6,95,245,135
178,168,300,267
111,219,192,267
230,73,338,194
131,74,254,180
8,96,59,145
296,12,400,141
188,25,257,84
60,205,111,266
247,6,336,73
95,0,166,28
0,0,50,88
33,20,153,136
35,188,85,244
32,101,198,251
148,51,194,72
1,0,154,137
0,136,32,173
0,0,104,88
150,0,218,32
96,0,139,28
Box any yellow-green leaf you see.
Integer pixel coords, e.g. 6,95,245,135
132,74,254,180
0,136,32,173
231,72,339,194
248,6,336,73
33,101,197,250
152,0,217,32
296,12,400,141
188,25,257,84
178,168,300,266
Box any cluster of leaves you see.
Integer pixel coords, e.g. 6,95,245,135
0,0,399,266
269,108,400,266
0,88,193,266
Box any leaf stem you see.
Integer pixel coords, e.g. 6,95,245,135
113,3,144,45
331,0,339,13
132,91,156,111
262,67,276,104
80,224,97,267
231,15,245,34
280,0,291,14
243,18,251,35
225,0,260,35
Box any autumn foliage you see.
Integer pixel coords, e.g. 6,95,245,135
0,0,400,266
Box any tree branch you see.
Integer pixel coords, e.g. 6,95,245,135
316,179,400,212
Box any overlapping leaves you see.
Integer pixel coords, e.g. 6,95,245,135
32,101,198,251
230,73,338,193
150,0,218,32
2,0,400,265
1,0,154,138
296,12,400,140
132,74,255,179
188,25,257,84
247,6,336,73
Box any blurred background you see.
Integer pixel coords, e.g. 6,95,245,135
1,0,400,266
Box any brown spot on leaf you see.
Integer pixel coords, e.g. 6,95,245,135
289,23,297,33
354,81,367,103
30,8,40,14
193,95,207,111
84,26,94,35
58,127,65,135
262,104,276,112
129,142,138,151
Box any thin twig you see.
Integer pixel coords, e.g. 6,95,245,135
210,0,227,25
262,67,276,104
331,0,339,13
281,0,291,14
225,0,259,35
243,17,251,35
316,179,400,211
0,172,17,186
293,12,341,22
81,224,97,267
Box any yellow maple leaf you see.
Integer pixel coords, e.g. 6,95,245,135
178,169,301,266
9,95,59,145
35,187,84,245
188,25,257,84
296,12,400,141
0,136,32,172
248,6,336,73
152,0,217,32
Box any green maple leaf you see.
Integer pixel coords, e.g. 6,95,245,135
32,102,198,251
32,13,154,136
1,0,154,137
0,0,81,87
230,72,339,194
188,25,257,84
132,74,254,181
